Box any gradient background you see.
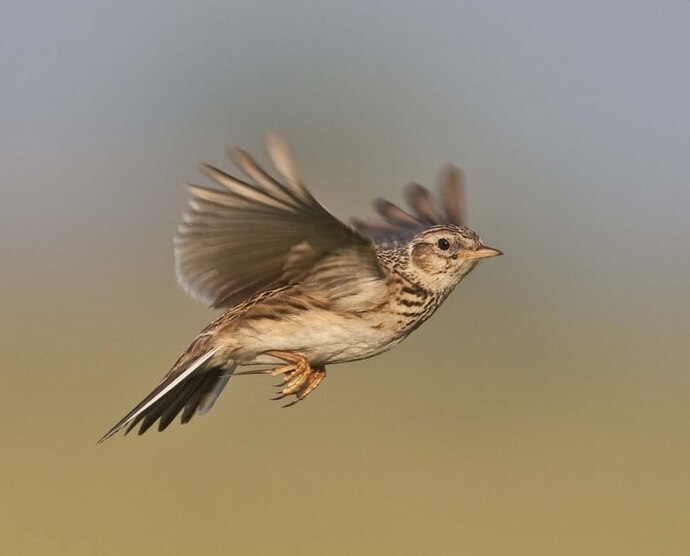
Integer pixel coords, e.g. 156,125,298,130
3,2,690,554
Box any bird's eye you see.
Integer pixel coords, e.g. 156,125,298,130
437,238,451,251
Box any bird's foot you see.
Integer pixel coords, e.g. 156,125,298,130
234,351,326,406
263,351,326,407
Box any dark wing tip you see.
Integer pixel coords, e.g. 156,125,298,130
404,182,443,224
353,164,470,249
438,164,467,226
373,198,421,226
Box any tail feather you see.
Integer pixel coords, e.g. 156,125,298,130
196,372,233,416
177,369,230,424
129,370,220,436
154,373,209,432
159,372,217,430
98,347,236,442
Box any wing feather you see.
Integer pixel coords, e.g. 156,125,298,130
439,165,466,226
175,134,383,309
404,183,444,223
353,164,468,248
230,147,304,206
264,133,313,203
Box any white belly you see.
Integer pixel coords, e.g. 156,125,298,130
225,307,396,366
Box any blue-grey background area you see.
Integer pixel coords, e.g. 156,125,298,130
2,2,689,554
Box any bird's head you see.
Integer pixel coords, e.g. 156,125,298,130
402,225,501,292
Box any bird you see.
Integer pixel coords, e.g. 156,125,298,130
99,134,501,442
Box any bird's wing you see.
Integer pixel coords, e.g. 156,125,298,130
175,134,384,309
351,165,467,249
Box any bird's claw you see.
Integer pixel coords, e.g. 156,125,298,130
236,351,327,405
262,350,326,407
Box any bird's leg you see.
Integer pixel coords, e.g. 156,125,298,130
263,350,327,408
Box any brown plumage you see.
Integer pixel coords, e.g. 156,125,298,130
99,134,501,442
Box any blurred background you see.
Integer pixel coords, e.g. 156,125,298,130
2,1,689,554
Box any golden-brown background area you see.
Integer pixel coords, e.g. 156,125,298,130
3,2,689,554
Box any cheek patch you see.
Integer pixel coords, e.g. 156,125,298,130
412,243,436,274
411,243,442,274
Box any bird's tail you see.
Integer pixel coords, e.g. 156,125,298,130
98,341,236,442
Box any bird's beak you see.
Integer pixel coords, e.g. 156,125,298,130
463,246,503,260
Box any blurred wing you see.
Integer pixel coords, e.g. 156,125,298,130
352,164,467,249
175,134,383,309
